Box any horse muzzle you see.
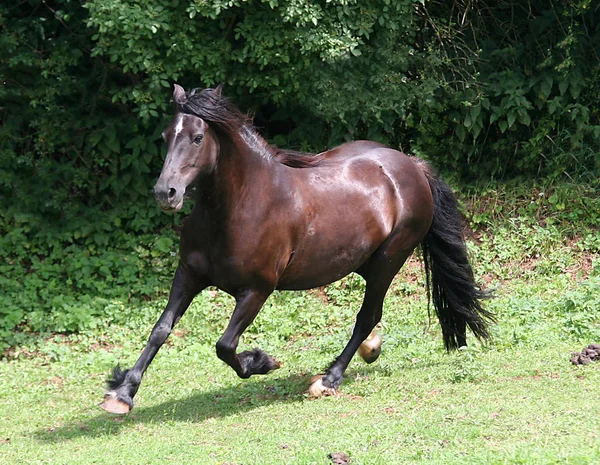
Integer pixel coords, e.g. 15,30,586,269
153,182,185,212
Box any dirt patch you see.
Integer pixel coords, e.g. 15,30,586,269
328,452,351,464
309,286,331,305
562,250,596,281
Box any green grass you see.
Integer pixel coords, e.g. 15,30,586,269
1,183,600,464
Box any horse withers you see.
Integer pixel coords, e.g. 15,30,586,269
99,85,494,414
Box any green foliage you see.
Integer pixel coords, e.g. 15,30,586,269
1,1,599,349
462,181,600,233
0,1,176,350
0,221,179,350
1,221,600,463
0,0,165,214
557,277,600,339
416,0,600,179
81,0,433,147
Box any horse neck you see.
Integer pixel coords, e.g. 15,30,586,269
198,127,282,209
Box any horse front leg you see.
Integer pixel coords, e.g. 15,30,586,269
99,265,207,414
215,289,281,378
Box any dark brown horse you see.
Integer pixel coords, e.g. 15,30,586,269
99,85,493,413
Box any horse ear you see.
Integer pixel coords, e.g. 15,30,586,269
173,84,187,104
213,83,225,96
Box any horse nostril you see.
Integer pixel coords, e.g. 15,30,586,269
168,188,176,200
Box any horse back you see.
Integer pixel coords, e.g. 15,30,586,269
276,146,433,289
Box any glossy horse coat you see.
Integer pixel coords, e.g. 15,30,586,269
100,85,493,413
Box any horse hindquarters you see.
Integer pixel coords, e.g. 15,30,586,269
419,169,495,350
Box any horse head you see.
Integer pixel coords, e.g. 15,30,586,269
153,84,220,212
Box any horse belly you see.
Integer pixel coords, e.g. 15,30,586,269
276,218,388,290
277,253,370,290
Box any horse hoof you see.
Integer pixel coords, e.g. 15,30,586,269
307,375,337,397
99,393,131,414
358,331,382,364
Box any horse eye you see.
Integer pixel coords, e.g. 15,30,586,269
192,134,204,145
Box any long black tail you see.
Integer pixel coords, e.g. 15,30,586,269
420,166,495,351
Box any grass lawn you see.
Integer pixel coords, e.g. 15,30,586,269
1,186,599,464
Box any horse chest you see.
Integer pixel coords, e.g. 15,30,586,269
180,224,282,292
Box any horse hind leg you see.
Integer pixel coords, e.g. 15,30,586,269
308,282,388,397
308,250,412,397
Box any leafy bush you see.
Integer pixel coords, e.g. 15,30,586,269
1,0,598,349
415,0,600,179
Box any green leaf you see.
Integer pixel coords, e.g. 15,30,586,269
540,80,552,99
558,79,569,96
507,111,517,128
105,136,120,153
518,110,531,126
155,237,174,254
463,112,472,128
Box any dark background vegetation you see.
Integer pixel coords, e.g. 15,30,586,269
1,0,598,349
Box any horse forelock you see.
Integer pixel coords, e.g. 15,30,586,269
179,88,249,134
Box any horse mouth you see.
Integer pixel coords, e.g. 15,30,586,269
159,197,184,213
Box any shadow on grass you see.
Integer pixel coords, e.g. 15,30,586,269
34,371,359,443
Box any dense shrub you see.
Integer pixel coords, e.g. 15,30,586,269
1,0,598,346
414,0,600,179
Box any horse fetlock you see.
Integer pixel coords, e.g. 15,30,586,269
126,370,142,386
322,371,344,390
239,348,281,376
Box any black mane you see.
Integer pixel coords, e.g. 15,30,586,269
273,148,326,168
178,87,324,168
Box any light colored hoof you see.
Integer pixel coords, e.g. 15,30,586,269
307,375,337,397
99,392,131,414
358,331,382,364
